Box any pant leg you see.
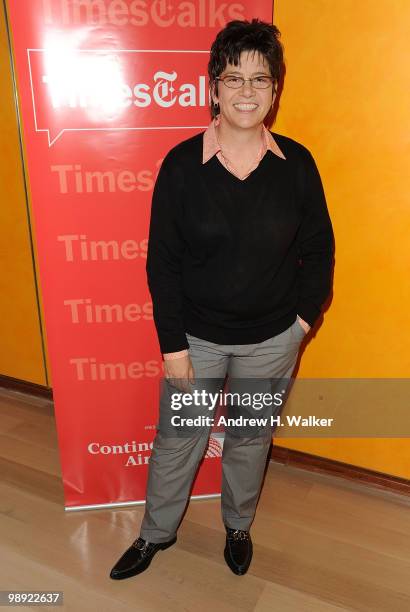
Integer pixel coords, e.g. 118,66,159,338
139,333,230,543
220,318,306,530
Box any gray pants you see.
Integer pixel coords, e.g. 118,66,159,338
140,318,306,543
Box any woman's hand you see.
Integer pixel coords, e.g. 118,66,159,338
163,354,195,394
297,315,311,334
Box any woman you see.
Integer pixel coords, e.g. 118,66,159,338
110,18,334,579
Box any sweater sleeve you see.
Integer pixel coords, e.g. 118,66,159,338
296,150,335,328
146,156,189,354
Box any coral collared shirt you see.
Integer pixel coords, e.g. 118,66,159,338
163,118,288,360
203,114,286,178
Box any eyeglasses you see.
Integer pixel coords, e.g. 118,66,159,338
216,75,274,89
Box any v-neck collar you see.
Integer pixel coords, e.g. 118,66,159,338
210,146,274,185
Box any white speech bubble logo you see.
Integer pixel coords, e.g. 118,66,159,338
27,49,210,146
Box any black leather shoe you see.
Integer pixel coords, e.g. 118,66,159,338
224,527,253,575
109,536,177,579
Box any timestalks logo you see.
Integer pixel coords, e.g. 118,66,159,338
42,70,208,110
42,0,245,28
30,49,211,144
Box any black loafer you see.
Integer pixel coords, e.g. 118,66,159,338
224,527,253,575
109,536,177,579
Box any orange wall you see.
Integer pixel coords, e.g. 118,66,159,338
0,5,49,386
273,0,410,478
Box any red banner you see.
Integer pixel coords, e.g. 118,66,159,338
6,0,273,510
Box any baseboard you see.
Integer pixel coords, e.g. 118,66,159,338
0,374,53,399
270,445,410,496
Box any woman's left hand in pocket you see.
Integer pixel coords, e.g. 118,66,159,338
297,315,311,334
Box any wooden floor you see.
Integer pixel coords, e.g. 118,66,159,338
1,386,410,612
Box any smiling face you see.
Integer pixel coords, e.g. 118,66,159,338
211,49,275,130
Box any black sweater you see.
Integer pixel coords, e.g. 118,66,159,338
146,131,334,354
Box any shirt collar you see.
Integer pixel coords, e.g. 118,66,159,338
202,114,286,164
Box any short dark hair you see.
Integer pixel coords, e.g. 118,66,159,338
208,19,284,119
